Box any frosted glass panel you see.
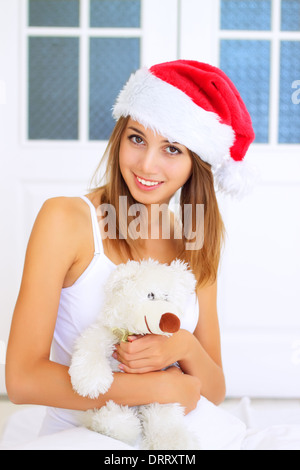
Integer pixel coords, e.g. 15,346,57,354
281,0,300,31
220,40,271,143
221,0,271,30
90,0,141,27
28,37,79,140
279,42,300,143
29,0,80,27
89,38,140,140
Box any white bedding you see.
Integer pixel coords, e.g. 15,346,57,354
1,397,300,450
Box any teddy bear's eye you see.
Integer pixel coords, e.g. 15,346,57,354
147,292,155,300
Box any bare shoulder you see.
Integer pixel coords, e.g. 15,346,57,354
36,196,94,237
19,196,95,290
28,196,93,262
40,196,88,222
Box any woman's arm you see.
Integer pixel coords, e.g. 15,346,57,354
115,282,226,405
180,281,226,404
7,357,200,414
5,198,200,414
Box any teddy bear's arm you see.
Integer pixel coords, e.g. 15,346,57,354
69,324,116,399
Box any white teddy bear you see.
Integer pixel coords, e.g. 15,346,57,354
69,259,200,450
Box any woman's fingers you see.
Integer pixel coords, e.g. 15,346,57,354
113,335,166,373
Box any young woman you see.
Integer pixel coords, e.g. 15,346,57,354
5,60,255,437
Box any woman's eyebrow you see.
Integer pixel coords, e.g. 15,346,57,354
128,126,146,136
127,126,180,145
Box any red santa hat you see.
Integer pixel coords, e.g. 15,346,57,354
113,60,256,198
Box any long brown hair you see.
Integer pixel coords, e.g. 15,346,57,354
90,116,225,288
179,151,225,287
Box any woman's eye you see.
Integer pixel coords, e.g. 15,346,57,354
165,145,181,155
130,135,144,145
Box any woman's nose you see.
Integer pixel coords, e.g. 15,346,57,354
139,149,159,175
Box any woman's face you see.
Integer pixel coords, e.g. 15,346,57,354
119,119,192,205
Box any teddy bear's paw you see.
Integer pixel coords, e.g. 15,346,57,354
142,432,200,451
85,400,141,446
139,403,201,450
69,361,113,398
69,324,115,398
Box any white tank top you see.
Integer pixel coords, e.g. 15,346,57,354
39,195,199,436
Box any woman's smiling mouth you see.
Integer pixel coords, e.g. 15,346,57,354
134,174,164,190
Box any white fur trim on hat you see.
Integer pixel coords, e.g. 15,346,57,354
113,68,235,169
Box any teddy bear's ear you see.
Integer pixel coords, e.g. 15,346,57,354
169,259,190,275
104,260,140,296
169,259,197,294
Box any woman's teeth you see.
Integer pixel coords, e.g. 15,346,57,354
137,176,161,187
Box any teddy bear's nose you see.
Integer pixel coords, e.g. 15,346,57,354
159,313,181,333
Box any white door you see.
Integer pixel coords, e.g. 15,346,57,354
0,0,179,394
181,0,300,397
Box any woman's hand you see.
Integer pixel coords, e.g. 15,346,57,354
113,333,183,374
162,366,201,415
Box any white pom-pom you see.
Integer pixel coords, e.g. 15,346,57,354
214,158,259,199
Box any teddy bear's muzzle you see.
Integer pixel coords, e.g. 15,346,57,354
159,313,181,333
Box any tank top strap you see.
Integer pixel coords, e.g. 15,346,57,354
79,195,103,255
